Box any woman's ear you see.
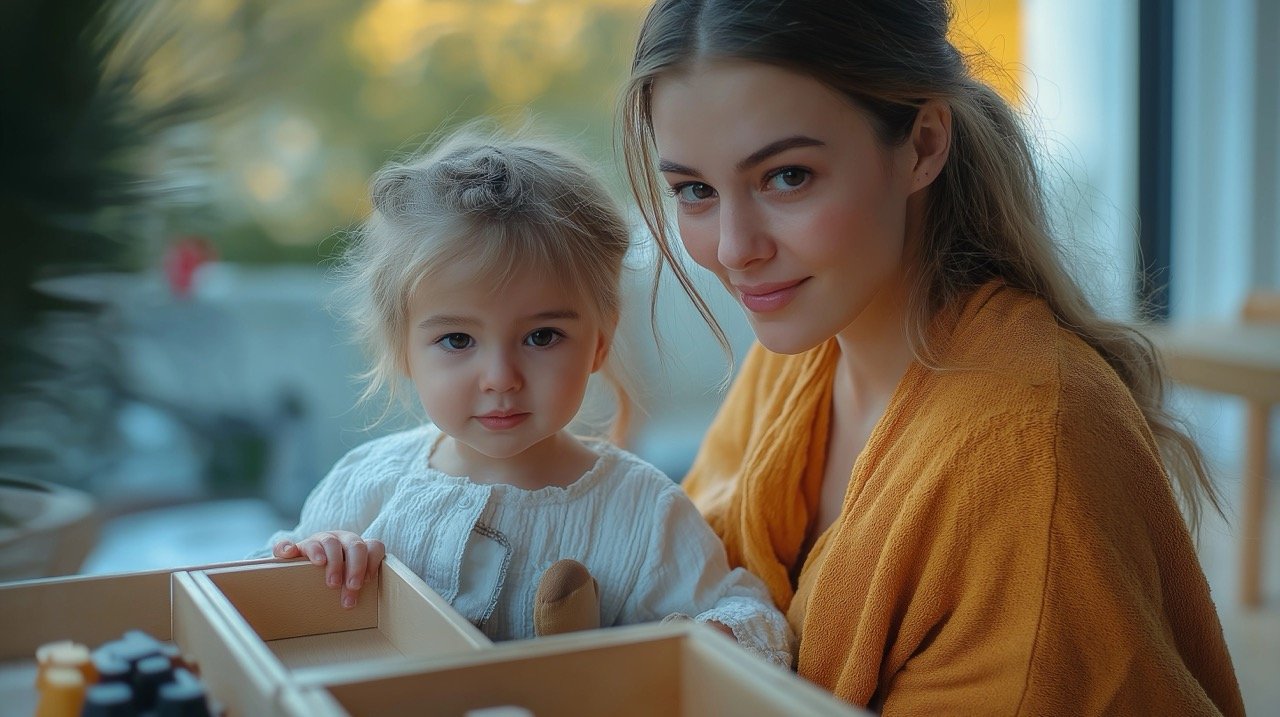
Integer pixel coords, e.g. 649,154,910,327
909,99,952,191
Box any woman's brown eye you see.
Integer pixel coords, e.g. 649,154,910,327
770,168,809,189
676,183,715,202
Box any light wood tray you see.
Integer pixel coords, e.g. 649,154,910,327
282,622,862,717
0,558,867,716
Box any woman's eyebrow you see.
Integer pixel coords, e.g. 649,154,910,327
658,135,826,177
736,136,825,171
658,158,701,176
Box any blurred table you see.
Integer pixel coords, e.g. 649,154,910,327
1154,321,1280,608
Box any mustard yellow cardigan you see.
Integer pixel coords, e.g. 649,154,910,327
683,282,1244,716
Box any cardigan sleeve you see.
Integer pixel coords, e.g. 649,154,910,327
618,486,794,667
865,384,1243,717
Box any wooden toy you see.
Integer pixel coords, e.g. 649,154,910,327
35,640,93,689
34,665,84,717
276,622,862,717
81,681,133,716
1,557,870,717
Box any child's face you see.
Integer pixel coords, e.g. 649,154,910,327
404,259,610,468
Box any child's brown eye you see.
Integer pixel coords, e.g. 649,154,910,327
526,328,561,347
438,333,473,350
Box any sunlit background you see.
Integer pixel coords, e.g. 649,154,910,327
2,0,1276,710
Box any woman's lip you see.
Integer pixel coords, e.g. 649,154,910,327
735,278,809,313
476,413,529,430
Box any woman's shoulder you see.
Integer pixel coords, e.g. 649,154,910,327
907,284,1162,497
931,283,1139,422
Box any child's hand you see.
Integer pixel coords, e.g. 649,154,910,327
273,531,386,609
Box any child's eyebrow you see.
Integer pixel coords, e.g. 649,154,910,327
418,315,476,330
417,309,580,330
528,309,580,322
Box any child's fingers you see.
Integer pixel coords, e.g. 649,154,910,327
365,539,386,582
341,537,369,595
297,539,326,566
272,541,300,558
318,534,345,588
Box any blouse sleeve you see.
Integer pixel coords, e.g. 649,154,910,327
619,486,795,668
245,441,387,559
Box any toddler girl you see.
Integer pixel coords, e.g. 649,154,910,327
255,128,792,666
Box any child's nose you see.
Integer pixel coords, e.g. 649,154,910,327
480,350,522,393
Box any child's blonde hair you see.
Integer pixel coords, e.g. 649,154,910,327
339,125,634,442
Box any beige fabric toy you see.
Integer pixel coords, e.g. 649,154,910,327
533,559,600,636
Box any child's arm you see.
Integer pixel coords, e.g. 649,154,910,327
620,487,795,667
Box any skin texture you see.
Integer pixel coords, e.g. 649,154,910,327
651,60,917,358
649,59,951,536
276,260,612,607
404,258,609,489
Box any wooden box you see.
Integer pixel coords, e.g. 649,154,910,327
1,558,867,716
0,557,490,716
278,622,859,717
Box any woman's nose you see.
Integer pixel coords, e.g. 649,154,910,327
480,349,522,393
716,198,774,271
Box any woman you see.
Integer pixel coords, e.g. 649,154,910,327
620,1,1245,714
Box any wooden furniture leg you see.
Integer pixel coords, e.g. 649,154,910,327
1241,401,1270,608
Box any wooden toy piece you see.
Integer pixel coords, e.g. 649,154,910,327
35,640,94,688
124,630,166,652
156,668,214,717
81,681,135,717
34,666,85,717
92,652,132,684
133,654,174,712
101,637,160,669
465,707,536,717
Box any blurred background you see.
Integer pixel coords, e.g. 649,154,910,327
0,0,1276,709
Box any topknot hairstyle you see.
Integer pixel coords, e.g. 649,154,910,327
338,124,633,437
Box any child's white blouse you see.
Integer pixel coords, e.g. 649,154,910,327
258,424,793,666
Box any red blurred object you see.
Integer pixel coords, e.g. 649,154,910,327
163,236,216,298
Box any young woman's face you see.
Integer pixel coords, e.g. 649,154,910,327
649,60,920,354
404,259,608,468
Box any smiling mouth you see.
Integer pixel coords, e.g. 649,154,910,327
735,278,809,313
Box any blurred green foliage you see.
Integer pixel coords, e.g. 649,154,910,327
153,0,652,266
0,0,214,368
0,0,235,487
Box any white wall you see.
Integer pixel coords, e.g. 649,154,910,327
1022,0,1140,319
1169,0,1278,471
1022,0,1278,472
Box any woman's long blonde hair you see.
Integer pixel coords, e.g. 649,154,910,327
620,0,1220,531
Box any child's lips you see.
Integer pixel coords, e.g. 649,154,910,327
475,412,529,430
